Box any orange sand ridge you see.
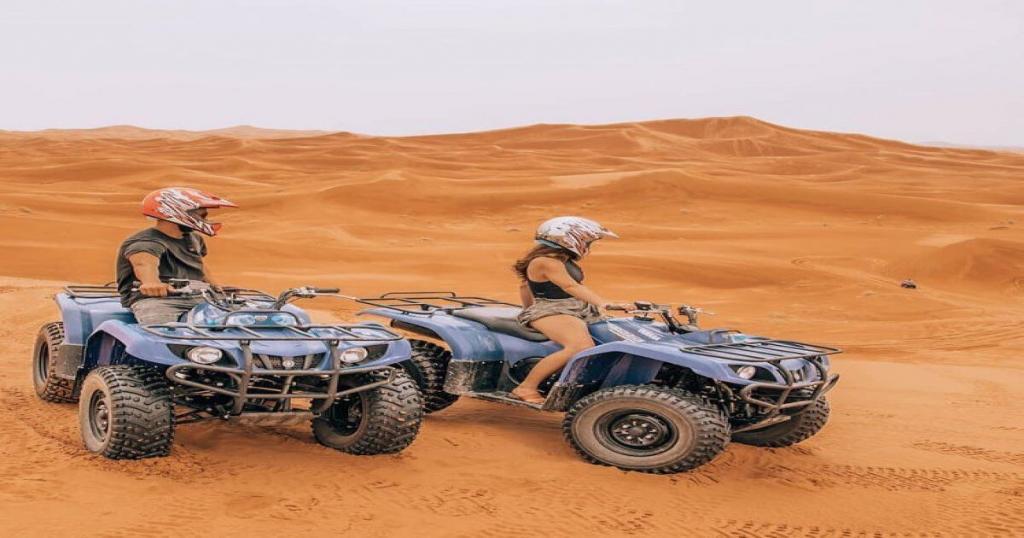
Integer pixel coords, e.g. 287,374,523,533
1,116,1022,536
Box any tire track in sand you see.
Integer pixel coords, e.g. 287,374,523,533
911,441,1024,466
0,386,225,483
758,463,1022,492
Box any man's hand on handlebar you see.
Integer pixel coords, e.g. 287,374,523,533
138,281,172,297
602,302,635,312
132,279,205,297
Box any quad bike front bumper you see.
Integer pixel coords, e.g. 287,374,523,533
681,339,841,433
144,321,403,416
165,356,397,415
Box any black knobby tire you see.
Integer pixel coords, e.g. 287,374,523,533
402,339,459,414
563,385,730,474
78,365,175,459
732,398,830,447
312,369,423,455
32,322,78,403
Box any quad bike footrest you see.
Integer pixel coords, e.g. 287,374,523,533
465,391,544,410
230,411,314,426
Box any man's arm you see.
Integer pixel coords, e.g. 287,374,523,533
201,261,224,292
202,261,217,285
127,252,171,297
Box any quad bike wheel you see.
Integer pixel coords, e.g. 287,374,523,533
32,322,78,403
402,339,459,413
563,385,730,474
732,398,830,447
312,369,423,455
79,365,175,459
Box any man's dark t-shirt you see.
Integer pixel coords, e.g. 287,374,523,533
116,228,207,307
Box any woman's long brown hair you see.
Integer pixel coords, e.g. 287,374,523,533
512,245,570,281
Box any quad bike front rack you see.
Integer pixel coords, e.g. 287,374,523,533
140,321,402,342
681,339,842,429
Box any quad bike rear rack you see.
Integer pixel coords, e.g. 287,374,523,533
354,291,518,315
143,322,403,415
62,283,275,302
63,283,121,299
681,339,842,431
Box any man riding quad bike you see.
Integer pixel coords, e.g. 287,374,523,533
32,188,422,459
33,280,424,459
117,187,237,325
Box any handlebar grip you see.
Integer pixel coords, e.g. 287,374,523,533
312,287,340,293
605,304,628,311
130,280,193,295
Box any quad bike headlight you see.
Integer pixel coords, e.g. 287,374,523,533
269,313,298,327
339,347,369,364
733,365,758,380
226,314,257,326
187,346,223,365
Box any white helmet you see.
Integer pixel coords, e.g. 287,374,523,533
535,216,618,258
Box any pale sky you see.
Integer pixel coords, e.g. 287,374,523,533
1,0,1021,145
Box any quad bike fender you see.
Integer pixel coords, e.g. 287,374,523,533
55,292,136,346
360,309,506,361
359,338,414,368
558,342,736,387
84,320,183,370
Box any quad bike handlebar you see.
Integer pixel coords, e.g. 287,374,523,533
131,278,207,296
132,280,345,311
607,301,715,331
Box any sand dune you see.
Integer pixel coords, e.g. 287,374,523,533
887,237,1024,291
0,124,338,141
1,116,1022,536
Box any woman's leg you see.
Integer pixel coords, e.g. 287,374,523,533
510,315,595,404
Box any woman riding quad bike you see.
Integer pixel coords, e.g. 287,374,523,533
355,217,840,474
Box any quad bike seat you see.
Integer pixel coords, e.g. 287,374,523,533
451,307,549,342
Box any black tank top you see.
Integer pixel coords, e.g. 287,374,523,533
527,259,584,300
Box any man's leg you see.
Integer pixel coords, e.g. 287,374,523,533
131,297,203,325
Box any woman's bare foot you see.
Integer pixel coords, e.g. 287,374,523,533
510,387,546,405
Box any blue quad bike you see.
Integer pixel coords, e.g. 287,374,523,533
32,280,424,459
356,292,841,474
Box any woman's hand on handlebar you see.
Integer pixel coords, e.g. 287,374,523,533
602,302,634,313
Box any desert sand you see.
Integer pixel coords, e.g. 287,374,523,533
1,116,1022,537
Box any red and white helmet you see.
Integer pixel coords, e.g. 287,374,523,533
535,216,618,258
142,187,237,236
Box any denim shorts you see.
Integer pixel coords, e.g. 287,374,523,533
517,298,605,328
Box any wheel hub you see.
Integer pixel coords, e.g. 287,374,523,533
89,392,112,441
328,394,365,436
609,413,671,448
